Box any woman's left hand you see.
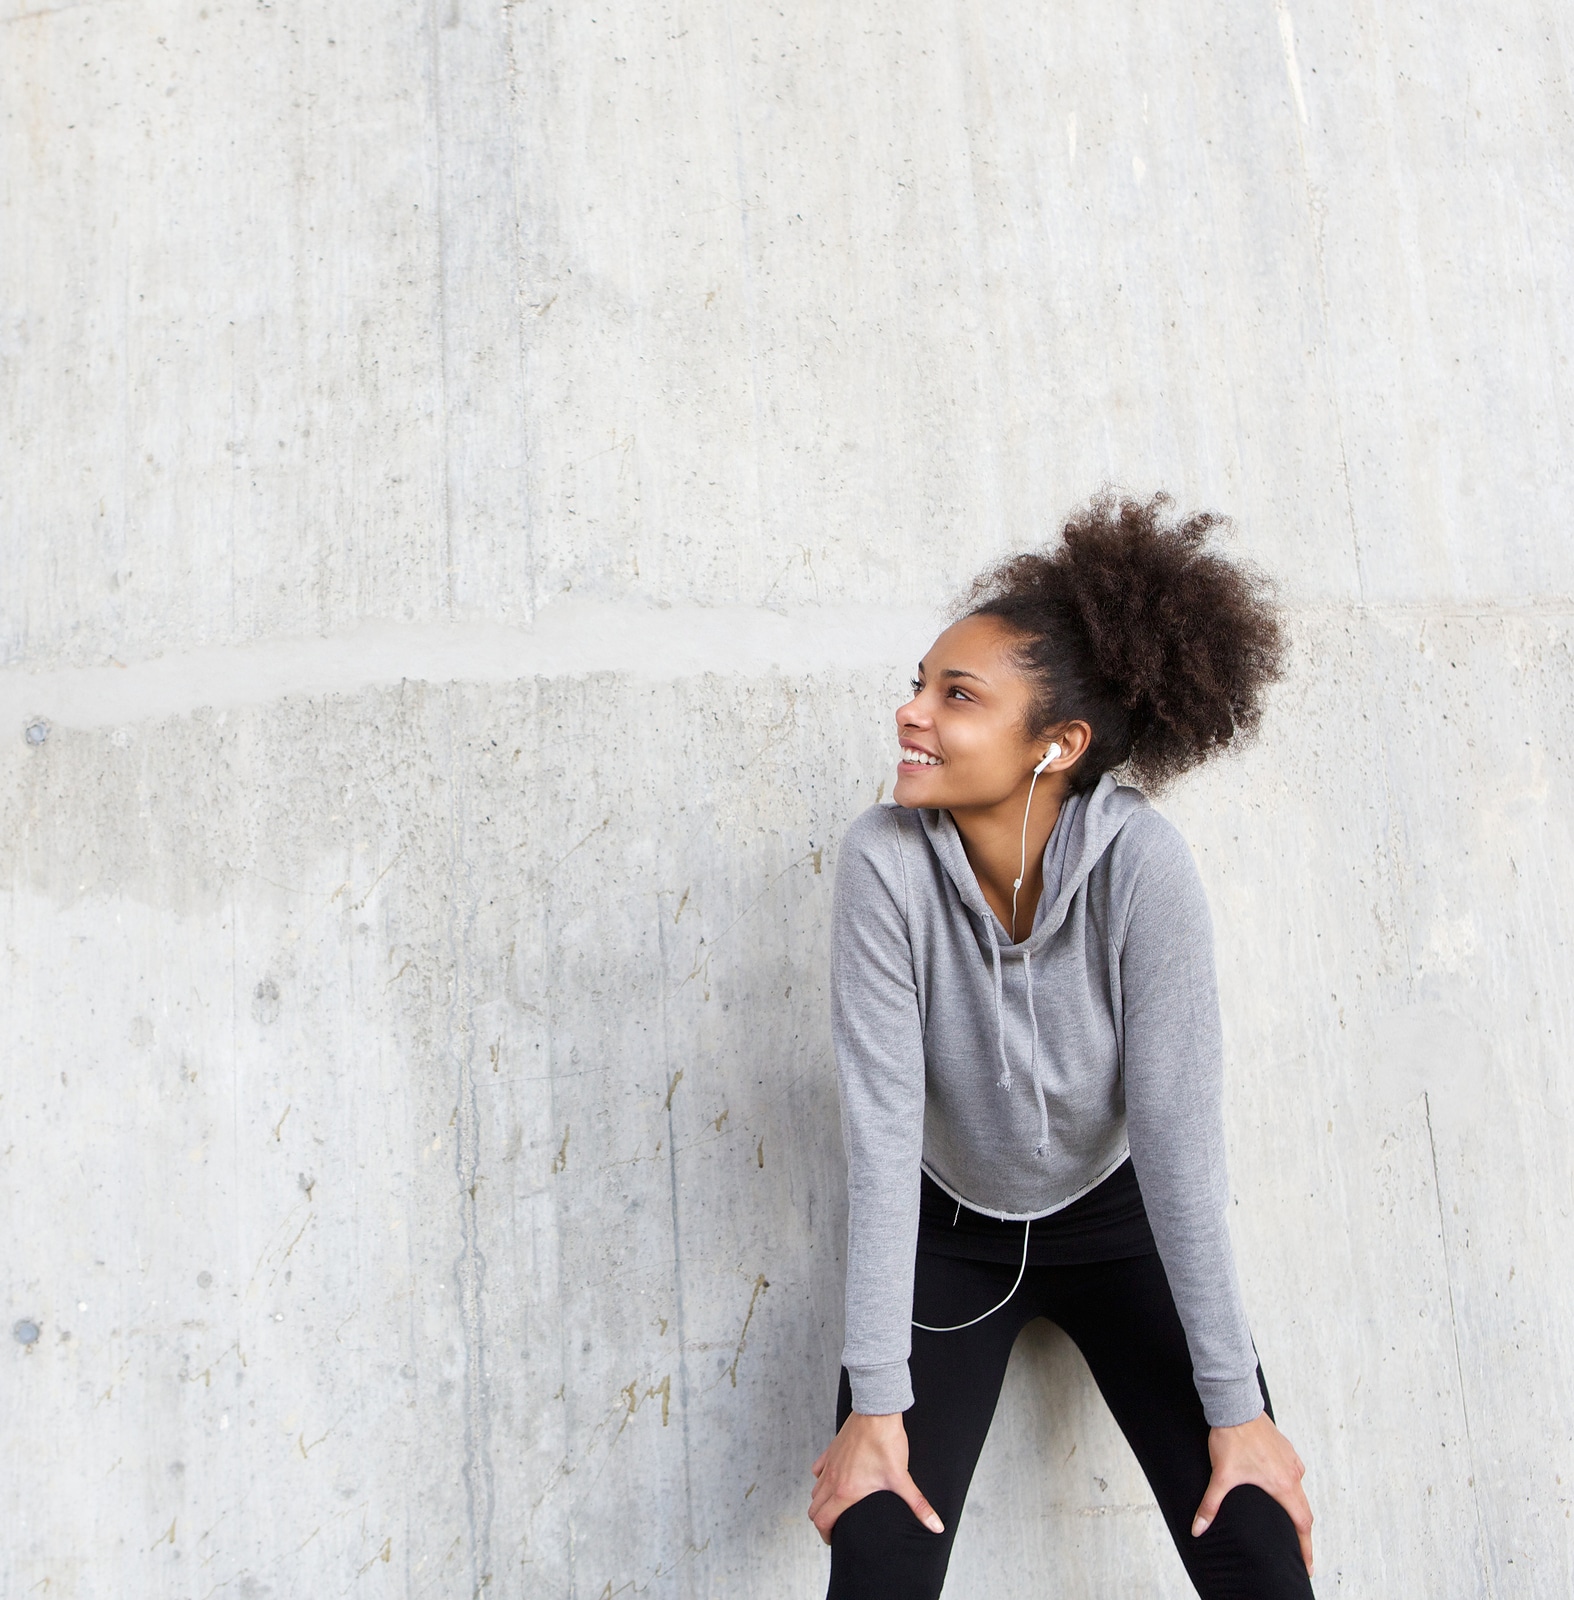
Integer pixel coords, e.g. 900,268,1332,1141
1192,1410,1313,1575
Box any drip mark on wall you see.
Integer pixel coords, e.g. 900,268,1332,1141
356,1535,393,1575
616,1373,672,1436
725,1275,769,1389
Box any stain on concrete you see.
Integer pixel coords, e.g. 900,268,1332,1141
251,978,281,1025
616,1373,672,1436
725,1276,769,1389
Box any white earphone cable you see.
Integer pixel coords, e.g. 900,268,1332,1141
912,1216,1032,1332
1009,767,1042,943
1009,742,1060,942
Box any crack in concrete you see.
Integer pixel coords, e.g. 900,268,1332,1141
445,686,495,1598
1425,1092,1496,1600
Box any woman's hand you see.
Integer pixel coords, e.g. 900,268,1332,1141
808,1411,945,1545
1192,1411,1313,1574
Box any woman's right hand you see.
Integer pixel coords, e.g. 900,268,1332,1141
808,1410,945,1544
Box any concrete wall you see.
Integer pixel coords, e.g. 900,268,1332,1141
3,2,1571,1595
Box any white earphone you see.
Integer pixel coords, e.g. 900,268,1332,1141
1010,742,1062,940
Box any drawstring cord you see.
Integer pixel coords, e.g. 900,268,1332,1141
988,874,1053,1155
1022,947,1052,1157
984,918,1014,1091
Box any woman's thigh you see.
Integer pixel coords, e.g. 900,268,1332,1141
826,1251,1036,1600
1048,1253,1313,1600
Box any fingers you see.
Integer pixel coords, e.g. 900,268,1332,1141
1282,1482,1315,1575
1190,1471,1232,1538
807,1474,945,1543
811,1448,828,1479
808,1478,850,1546
895,1471,945,1535
807,1462,855,1542
1193,1469,1316,1576
1258,1457,1313,1573
807,1472,834,1524
807,1481,836,1544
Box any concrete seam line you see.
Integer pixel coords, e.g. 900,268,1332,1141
3,597,1569,732
0,602,945,731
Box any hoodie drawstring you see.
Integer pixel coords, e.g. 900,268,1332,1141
986,921,1052,1158
1022,947,1051,1157
984,917,1013,1091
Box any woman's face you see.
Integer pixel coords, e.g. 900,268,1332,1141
892,614,1053,811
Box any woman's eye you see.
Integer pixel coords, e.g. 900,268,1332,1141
909,679,923,694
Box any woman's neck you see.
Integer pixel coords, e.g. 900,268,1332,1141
950,777,1066,940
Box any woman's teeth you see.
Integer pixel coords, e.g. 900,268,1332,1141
901,750,942,766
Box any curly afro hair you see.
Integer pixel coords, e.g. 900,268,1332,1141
962,492,1286,793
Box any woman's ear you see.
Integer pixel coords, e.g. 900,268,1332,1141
1053,722,1094,768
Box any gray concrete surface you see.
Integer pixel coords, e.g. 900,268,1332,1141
3,1,1572,1595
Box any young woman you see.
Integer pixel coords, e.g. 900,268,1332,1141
807,495,1314,1598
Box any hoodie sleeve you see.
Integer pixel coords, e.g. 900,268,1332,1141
829,807,927,1415
1116,813,1264,1428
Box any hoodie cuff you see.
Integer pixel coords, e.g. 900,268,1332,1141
846,1361,913,1416
1196,1373,1266,1429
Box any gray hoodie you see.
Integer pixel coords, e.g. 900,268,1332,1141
830,771,1262,1427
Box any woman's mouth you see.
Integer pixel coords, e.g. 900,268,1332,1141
900,747,943,767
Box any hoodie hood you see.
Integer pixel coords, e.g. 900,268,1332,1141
918,769,1147,951
918,771,1148,1155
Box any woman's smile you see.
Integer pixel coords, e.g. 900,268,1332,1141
899,742,943,767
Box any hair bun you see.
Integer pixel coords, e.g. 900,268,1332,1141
966,492,1286,791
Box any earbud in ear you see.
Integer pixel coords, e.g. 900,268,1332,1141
1033,742,1063,775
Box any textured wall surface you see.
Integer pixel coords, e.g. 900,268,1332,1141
4,2,1572,1596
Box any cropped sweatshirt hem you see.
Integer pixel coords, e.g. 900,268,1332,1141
831,772,1263,1429
920,1145,1130,1222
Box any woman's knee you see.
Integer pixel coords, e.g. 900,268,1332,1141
1183,1484,1314,1600
826,1491,954,1600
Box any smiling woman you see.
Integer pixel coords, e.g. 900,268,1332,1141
808,493,1312,1599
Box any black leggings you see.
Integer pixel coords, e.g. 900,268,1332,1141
827,1248,1313,1599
